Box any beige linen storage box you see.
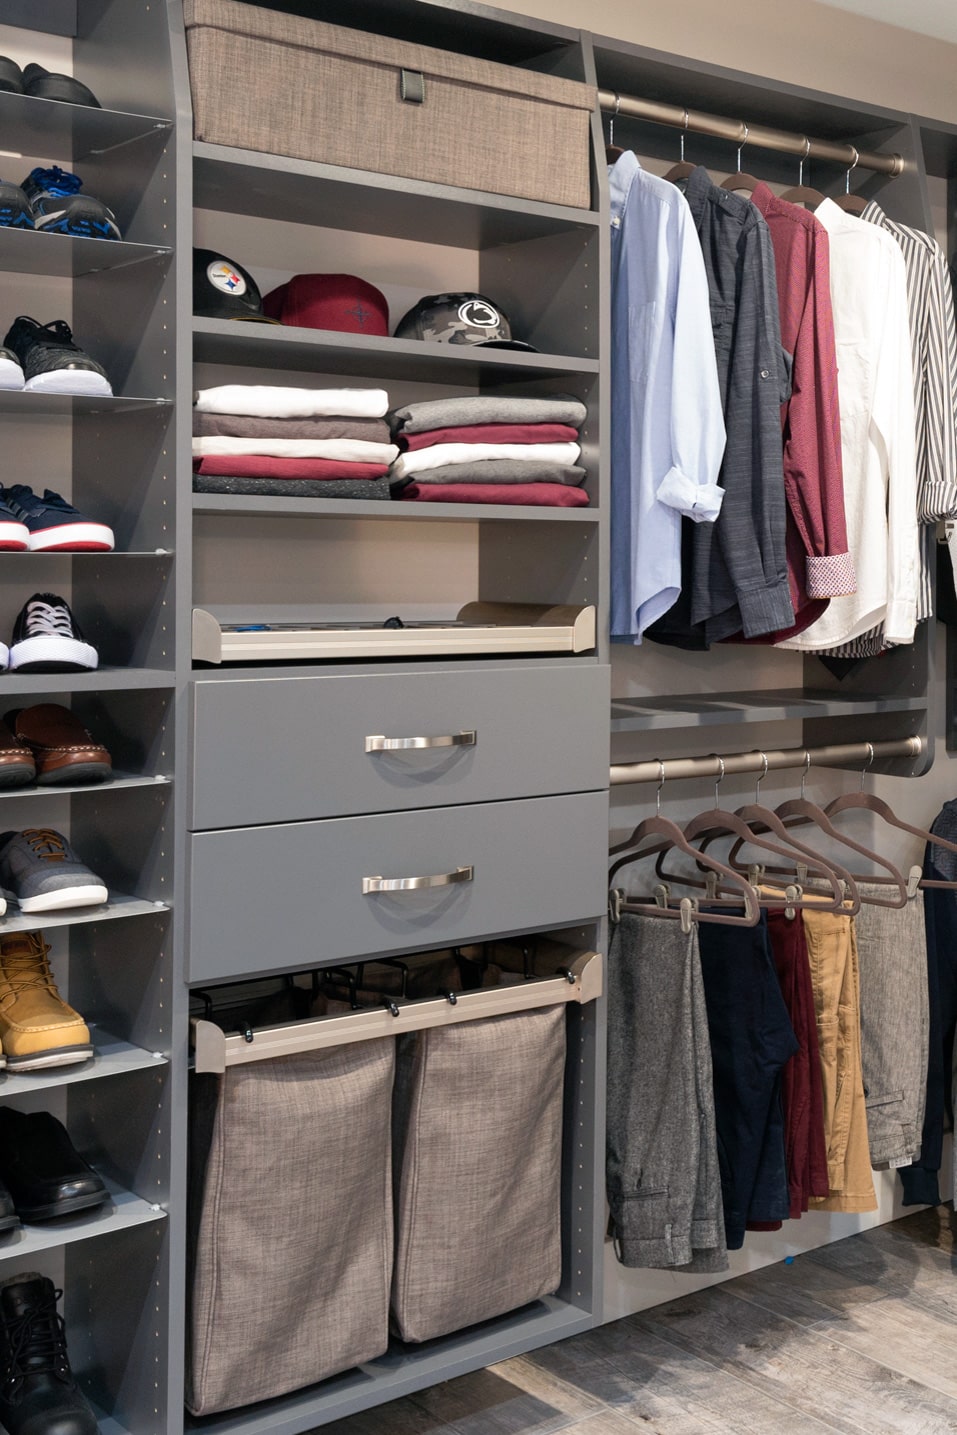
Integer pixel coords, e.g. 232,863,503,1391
183,0,595,209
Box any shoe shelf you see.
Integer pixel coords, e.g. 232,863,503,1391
0,90,172,167
0,1181,166,1264
0,393,171,416
192,493,599,524
193,317,599,386
0,772,172,799
193,143,599,248
0,1032,167,1097
0,669,175,694
0,550,176,558
0,893,169,937
0,227,171,280
610,688,930,732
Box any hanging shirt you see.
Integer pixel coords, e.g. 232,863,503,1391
644,166,794,648
778,199,919,650
740,183,853,643
608,152,726,642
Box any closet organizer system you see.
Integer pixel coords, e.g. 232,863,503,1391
5,0,956,1432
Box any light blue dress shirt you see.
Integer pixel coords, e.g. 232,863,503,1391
609,152,726,641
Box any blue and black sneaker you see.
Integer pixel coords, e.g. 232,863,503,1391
21,166,122,241
0,180,33,231
3,485,114,553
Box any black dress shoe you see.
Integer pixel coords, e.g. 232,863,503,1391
0,1273,98,1435
0,58,24,95
0,1108,109,1221
21,65,100,108
0,1179,18,1234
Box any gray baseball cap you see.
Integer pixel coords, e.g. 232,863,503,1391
394,293,538,351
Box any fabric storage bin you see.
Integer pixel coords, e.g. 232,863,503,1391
183,0,596,209
186,1038,395,1415
391,1004,566,1343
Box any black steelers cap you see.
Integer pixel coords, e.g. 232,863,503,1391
193,249,279,323
393,292,537,351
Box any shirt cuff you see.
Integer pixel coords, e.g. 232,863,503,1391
737,578,797,639
884,599,917,646
806,551,856,598
657,467,723,523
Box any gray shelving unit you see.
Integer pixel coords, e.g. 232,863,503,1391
9,1,952,1433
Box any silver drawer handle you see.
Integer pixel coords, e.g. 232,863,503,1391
362,865,474,894
365,731,476,753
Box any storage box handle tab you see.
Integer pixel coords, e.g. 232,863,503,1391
400,68,425,103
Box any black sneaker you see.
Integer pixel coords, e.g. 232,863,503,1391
21,64,100,108
8,595,98,674
2,317,111,397
21,166,122,241
0,58,23,95
0,348,23,392
0,181,32,231
4,486,113,552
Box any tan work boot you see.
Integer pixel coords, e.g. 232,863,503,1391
0,932,92,1069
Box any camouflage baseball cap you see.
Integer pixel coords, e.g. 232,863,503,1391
393,293,538,351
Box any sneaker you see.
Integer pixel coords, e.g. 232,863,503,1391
0,58,24,95
2,317,112,397
0,181,32,231
0,931,91,1067
22,63,101,108
21,166,122,241
0,1109,108,1221
0,348,23,391
0,830,107,914
0,1275,99,1435
4,486,114,552
0,497,28,552
8,594,98,673
5,705,111,786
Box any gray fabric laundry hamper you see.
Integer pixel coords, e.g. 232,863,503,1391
391,1002,566,1343
186,1038,394,1415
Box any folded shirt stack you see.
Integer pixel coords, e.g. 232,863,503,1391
388,395,589,507
192,385,398,501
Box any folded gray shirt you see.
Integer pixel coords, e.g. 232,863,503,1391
391,460,588,488
390,394,587,434
193,475,392,500
194,413,392,443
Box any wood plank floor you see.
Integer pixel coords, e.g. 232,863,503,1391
321,1207,957,1435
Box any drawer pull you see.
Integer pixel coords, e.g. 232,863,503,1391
362,865,474,894
365,731,476,753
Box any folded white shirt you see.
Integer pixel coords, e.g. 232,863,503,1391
192,436,399,463
194,384,390,419
391,441,581,481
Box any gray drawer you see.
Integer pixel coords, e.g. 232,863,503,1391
190,664,609,829
187,791,608,982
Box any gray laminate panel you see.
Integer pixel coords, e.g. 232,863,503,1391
191,666,610,829
188,791,608,980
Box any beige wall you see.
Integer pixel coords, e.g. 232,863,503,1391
521,0,957,123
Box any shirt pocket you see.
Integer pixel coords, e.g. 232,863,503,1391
834,339,874,420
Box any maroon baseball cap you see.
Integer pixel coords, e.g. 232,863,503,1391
263,273,389,336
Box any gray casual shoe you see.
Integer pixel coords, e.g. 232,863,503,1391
0,829,107,914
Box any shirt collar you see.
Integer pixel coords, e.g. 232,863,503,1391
608,149,641,222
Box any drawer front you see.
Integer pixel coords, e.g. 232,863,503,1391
191,665,609,829
187,792,608,982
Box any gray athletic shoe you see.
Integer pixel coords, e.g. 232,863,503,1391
0,828,108,913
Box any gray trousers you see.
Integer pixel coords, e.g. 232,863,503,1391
606,911,727,1271
854,887,929,1167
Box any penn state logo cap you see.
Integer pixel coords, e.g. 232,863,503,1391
393,292,538,350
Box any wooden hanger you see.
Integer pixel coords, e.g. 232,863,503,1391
832,146,868,214
662,107,696,184
779,137,826,208
720,122,762,195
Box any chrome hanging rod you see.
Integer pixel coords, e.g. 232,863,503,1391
610,736,923,788
598,89,905,178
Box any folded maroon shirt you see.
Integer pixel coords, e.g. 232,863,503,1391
396,482,589,507
194,456,391,480
401,423,579,451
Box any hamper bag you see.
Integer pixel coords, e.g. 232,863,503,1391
391,1004,565,1343
186,1039,394,1415
183,0,595,209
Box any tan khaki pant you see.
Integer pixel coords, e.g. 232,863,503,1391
802,907,877,1213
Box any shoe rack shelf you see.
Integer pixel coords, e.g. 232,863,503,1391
0,394,172,416
0,228,171,280
0,90,172,163
0,1032,167,1096
0,896,169,936
0,1183,166,1264
0,670,176,692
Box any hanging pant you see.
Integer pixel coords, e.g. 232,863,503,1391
802,906,877,1213
697,914,798,1248
605,911,727,1272
854,886,928,1169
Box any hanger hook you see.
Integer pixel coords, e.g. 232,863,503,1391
711,754,726,807
609,91,621,148
680,106,689,163
656,758,665,815
754,751,769,803
736,121,749,173
801,748,811,800
860,741,875,791
845,144,860,195
798,135,811,187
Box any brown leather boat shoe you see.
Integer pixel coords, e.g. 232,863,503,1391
5,704,111,785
